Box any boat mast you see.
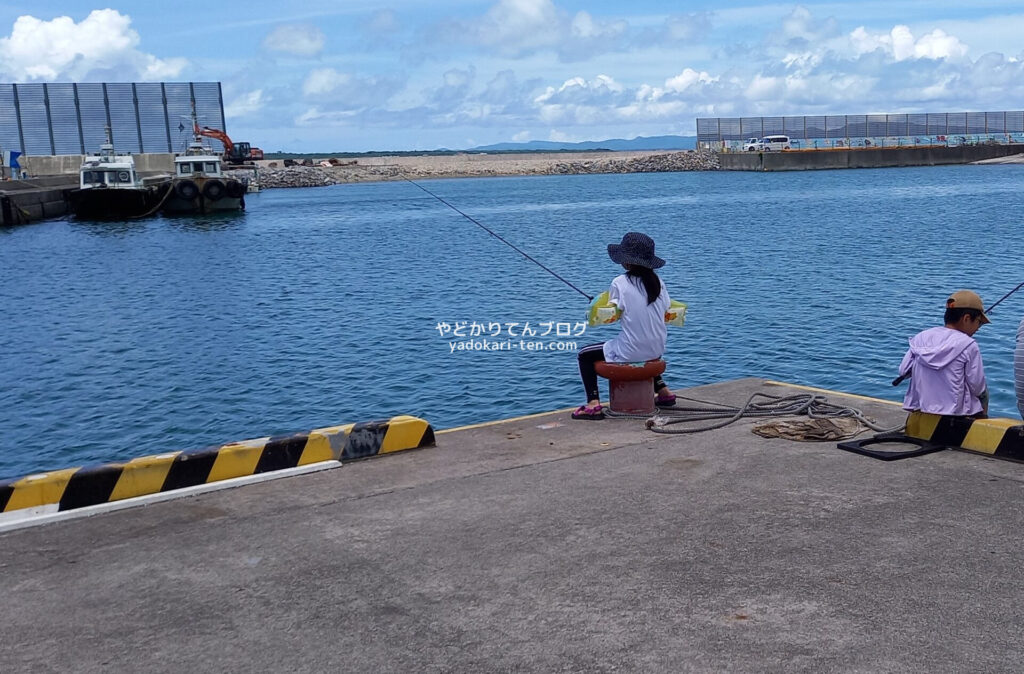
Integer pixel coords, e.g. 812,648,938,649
99,125,114,160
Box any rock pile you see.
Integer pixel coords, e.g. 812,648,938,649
253,150,719,189
548,151,719,175
240,166,337,189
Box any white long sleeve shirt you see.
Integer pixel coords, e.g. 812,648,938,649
603,273,669,363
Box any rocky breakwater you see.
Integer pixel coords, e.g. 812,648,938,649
245,166,337,189
254,150,719,189
546,151,719,175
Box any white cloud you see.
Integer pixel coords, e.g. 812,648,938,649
0,9,186,81
300,67,405,110
465,0,563,55
744,74,782,100
914,29,969,60
303,68,349,96
296,107,360,126
849,26,888,56
781,6,816,41
535,75,625,105
721,9,987,114
782,51,822,71
848,24,968,62
434,0,634,61
569,11,625,41
443,68,473,88
532,73,716,126
225,90,267,119
662,13,711,42
428,67,475,105
917,74,955,100
255,4,1024,147
664,68,716,93
890,25,916,61
263,23,326,57
548,129,576,142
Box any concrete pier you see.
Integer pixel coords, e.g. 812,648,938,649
0,176,77,225
719,143,1024,171
2,378,1022,672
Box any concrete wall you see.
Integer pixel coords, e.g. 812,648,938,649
0,183,75,225
719,143,1024,171
19,153,176,177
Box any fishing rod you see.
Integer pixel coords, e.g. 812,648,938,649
892,281,1024,386
402,177,594,302
986,280,1024,314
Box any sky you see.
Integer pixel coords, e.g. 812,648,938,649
1,1,1023,152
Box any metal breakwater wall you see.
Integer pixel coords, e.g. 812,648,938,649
698,111,1024,150
0,82,225,156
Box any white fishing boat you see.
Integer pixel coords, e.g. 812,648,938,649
67,130,171,219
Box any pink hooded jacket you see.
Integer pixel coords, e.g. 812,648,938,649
899,326,986,416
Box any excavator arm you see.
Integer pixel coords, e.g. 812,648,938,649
193,123,234,154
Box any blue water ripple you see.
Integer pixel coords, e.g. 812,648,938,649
2,165,1024,479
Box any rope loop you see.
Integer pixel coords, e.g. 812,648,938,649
604,392,904,435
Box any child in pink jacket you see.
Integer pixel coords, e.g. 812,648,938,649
899,290,989,417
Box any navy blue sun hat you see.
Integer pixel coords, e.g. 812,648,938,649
607,232,665,269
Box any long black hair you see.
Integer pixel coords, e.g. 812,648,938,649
625,264,661,305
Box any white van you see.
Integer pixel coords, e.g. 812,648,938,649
744,135,791,151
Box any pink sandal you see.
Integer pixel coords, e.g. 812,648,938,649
571,404,605,420
656,393,677,408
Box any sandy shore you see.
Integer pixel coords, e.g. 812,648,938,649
248,150,718,188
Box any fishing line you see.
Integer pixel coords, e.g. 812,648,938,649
892,280,1024,386
985,280,1024,314
403,177,593,302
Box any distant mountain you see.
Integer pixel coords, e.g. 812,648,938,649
470,135,697,152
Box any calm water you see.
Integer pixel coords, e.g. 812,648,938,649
1,165,1023,479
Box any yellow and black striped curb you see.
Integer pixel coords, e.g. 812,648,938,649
906,411,1024,461
0,415,434,515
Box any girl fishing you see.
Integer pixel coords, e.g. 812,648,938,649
573,232,675,420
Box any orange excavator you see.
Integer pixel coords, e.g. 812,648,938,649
193,123,264,164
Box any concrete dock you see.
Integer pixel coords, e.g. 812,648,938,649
0,176,77,225
2,378,1023,672
718,143,1024,171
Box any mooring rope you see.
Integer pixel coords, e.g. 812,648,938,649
605,392,904,436
129,179,175,220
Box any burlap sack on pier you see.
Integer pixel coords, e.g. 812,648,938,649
752,417,868,442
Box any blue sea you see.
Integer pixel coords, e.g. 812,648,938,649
1,165,1022,479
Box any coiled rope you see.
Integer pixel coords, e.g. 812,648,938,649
605,392,904,435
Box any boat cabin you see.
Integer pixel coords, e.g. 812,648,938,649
79,144,139,189
175,140,225,178
175,156,224,178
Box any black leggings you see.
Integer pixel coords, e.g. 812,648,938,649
577,342,667,402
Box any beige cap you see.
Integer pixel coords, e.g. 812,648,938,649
946,289,990,324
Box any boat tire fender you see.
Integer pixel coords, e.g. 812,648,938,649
175,180,199,200
225,179,245,199
203,179,226,201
